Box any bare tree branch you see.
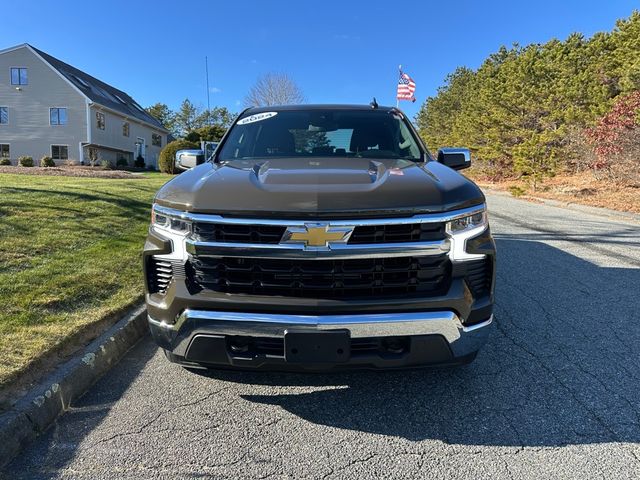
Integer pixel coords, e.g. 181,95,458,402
244,73,305,108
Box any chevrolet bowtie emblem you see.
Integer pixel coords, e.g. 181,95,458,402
281,224,353,248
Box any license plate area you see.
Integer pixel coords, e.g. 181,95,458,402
284,330,350,363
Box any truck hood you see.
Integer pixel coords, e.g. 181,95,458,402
155,158,484,217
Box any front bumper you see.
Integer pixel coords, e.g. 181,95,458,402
148,309,493,370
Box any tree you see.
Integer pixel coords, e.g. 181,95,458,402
415,10,640,184
584,91,640,183
146,103,177,137
185,125,227,143
174,99,200,137
244,73,305,107
195,106,235,129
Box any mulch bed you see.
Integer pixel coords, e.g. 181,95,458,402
0,166,141,179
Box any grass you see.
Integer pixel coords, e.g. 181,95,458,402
0,172,171,390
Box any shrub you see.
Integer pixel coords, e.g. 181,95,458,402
158,139,199,174
40,156,55,168
99,159,113,170
146,164,156,171
508,185,526,197
116,157,129,168
0,158,10,166
134,155,145,168
18,156,34,167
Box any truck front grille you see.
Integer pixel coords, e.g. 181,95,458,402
348,222,445,243
191,221,446,245
192,223,286,244
187,255,451,299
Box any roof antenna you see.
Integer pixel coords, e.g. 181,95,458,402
370,97,378,109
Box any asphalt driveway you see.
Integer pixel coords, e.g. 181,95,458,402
4,193,640,479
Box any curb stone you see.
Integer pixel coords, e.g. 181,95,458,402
0,303,148,467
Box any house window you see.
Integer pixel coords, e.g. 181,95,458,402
0,144,9,158
50,108,67,125
0,107,7,124
152,133,162,147
96,112,105,130
122,122,130,137
10,67,28,85
51,145,68,160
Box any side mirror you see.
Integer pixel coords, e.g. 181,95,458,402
436,148,471,170
175,149,204,171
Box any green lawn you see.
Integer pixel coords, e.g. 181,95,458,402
0,172,171,389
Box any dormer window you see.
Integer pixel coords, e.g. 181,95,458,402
11,68,28,85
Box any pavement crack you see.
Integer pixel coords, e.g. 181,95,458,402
493,318,621,442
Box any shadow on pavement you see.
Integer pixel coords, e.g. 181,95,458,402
205,237,640,447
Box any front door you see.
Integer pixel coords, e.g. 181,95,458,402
135,137,146,161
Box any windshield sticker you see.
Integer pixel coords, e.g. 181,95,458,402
237,112,278,125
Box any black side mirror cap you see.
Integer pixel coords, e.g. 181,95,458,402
436,148,471,170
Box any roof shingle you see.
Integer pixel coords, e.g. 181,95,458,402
29,44,167,131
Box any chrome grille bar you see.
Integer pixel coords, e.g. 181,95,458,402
185,239,450,259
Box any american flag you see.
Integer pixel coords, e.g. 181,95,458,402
397,68,416,102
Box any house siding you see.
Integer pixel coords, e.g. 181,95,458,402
88,106,165,168
0,46,87,164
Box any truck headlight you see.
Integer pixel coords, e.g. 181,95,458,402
446,210,487,234
151,205,191,235
446,207,488,261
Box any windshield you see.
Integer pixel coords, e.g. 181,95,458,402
217,109,423,161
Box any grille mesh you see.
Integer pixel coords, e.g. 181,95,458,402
192,223,286,244
187,255,451,299
191,221,446,245
348,223,445,244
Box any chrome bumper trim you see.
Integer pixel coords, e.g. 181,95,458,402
148,310,493,357
185,239,450,259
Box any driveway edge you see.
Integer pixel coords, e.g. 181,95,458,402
482,186,640,223
0,303,148,467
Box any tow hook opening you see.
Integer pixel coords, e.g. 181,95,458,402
228,336,251,354
381,337,410,355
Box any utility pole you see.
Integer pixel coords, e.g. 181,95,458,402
205,56,211,125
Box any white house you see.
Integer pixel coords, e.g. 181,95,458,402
0,44,169,168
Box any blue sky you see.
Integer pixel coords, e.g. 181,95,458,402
3,0,636,119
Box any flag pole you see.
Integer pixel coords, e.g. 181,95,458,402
396,64,401,108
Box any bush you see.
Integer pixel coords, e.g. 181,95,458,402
158,139,199,174
134,155,145,168
99,159,113,170
0,158,10,166
508,186,526,197
40,156,55,168
18,156,34,167
116,157,129,168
